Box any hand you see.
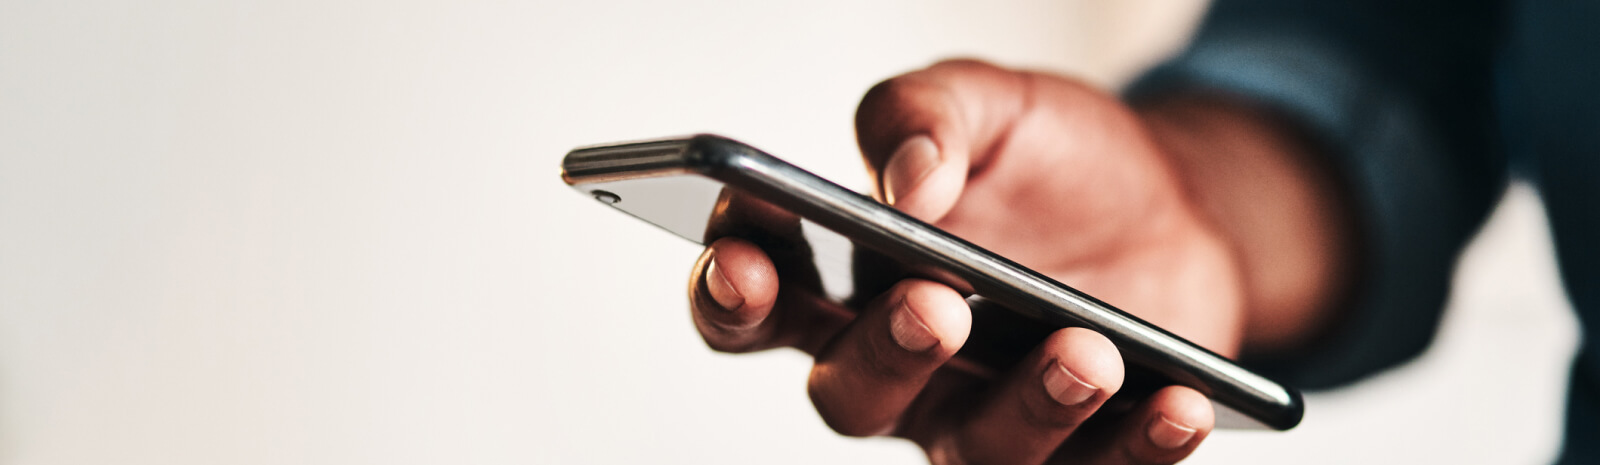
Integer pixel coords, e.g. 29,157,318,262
687,59,1297,464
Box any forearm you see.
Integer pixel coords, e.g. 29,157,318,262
1135,94,1356,356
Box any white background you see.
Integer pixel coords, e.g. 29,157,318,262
0,1,1577,463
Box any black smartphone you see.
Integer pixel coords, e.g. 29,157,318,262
561,134,1303,430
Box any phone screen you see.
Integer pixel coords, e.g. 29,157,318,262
577,174,863,304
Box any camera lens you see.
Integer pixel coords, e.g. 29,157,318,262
591,190,620,204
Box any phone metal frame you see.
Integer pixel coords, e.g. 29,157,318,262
562,134,1303,431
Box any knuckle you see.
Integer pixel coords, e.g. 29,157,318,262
698,332,755,354
807,381,890,437
820,412,885,438
857,76,923,123
694,316,766,353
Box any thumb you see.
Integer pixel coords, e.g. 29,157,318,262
854,59,1031,222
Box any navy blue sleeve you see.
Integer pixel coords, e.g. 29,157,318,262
1126,0,1509,388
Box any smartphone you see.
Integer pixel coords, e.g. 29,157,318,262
561,134,1303,430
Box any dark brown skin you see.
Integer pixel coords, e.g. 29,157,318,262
686,60,1351,464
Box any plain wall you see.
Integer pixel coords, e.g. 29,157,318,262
0,1,1576,463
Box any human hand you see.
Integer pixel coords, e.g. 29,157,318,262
688,59,1253,464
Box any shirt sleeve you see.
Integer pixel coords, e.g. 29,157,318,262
1125,0,1508,389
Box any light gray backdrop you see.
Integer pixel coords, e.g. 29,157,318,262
0,1,1574,463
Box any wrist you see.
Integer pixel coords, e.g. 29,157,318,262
1134,93,1356,356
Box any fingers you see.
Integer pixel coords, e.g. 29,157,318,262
854,59,1032,221
807,279,972,437
937,327,1124,465
688,238,781,353
690,240,1217,464
1082,385,1214,465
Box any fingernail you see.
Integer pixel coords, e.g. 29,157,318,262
1042,360,1099,406
1148,414,1198,449
889,300,939,352
705,257,744,311
882,135,940,206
